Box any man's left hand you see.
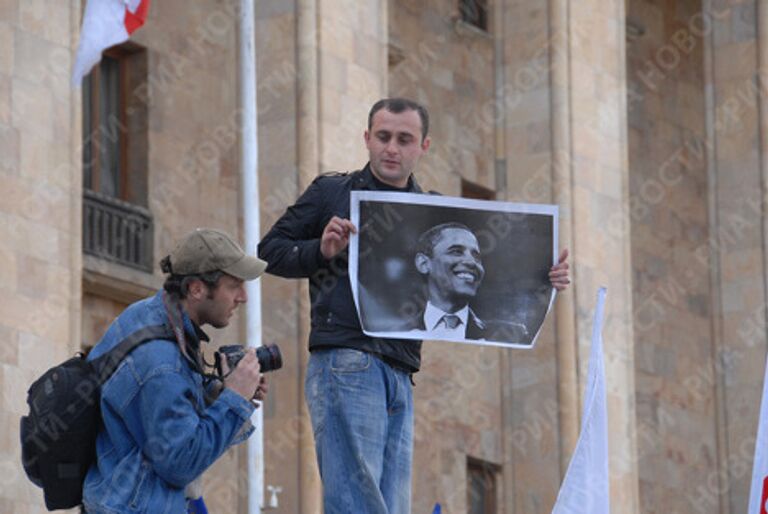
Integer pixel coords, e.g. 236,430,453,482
549,249,570,291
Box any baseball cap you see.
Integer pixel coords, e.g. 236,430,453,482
163,228,267,280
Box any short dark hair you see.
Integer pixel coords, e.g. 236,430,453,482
368,98,430,141
163,270,225,299
415,222,475,257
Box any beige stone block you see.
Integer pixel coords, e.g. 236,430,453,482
506,153,551,203
0,73,10,125
354,0,385,38
505,123,532,156
319,17,354,62
0,454,46,511
45,262,71,307
0,323,17,366
18,331,66,374
0,0,17,24
0,175,61,226
319,86,342,125
13,30,63,88
0,411,19,466
346,63,383,104
0,22,12,75
19,0,69,47
19,131,57,183
5,216,61,264
1,363,34,415
0,124,19,174
15,255,48,301
18,0,46,37
507,87,550,125
320,121,362,172
714,41,756,82
12,79,53,143
353,33,383,75
322,0,359,27
319,51,347,93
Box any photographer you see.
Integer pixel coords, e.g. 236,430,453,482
82,228,269,514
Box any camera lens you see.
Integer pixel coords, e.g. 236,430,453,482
255,344,282,373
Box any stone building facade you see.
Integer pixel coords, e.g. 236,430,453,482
2,0,768,513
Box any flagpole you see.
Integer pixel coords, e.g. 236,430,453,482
239,1,264,513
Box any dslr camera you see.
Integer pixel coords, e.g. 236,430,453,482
215,344,282,377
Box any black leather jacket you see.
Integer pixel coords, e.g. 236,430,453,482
258,164,425,371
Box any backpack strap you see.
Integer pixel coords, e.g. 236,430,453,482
90,325,175,382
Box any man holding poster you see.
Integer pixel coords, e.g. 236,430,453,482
259,97,570,514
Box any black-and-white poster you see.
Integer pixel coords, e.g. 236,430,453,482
349,192,558,348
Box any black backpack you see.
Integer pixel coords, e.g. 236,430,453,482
20,325,174,511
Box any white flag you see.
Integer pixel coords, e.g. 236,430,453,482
72,0,150,86
747,353,768,514
552,287,610,514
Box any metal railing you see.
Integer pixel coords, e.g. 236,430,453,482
83,189,154,272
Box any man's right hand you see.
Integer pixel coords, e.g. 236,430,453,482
223,349,262,401
320,216,357,259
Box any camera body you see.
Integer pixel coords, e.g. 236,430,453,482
217,344,282,375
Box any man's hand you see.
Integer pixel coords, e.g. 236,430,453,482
223,349,262,401
252,376,269,408
320,216,357,259
549,249,570,291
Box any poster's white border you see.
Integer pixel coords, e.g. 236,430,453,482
349,191,559,349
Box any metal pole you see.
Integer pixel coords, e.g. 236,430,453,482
239,1,263,513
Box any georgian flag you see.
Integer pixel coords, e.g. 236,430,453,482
748,353,768,514
551,288,610,514
72,0,150,86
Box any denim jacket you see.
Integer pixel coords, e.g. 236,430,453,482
82,291,255,514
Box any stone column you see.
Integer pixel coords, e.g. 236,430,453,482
705,0,768,511
549,0,579,478
551,0,640,510
296,1,322,512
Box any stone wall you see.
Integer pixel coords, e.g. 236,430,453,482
0,1,81,512
706,1,768,512
627,1,715,512
389,0,496,194
6,1,768,513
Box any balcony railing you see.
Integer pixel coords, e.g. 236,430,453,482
83,189,154,272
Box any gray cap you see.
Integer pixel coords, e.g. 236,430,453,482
164,228,267,280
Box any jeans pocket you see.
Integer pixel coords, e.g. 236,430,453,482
330,348,370,373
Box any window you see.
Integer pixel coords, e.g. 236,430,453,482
82,44,153,272
82,44,148,204
459,0,489,32
467,457,499,514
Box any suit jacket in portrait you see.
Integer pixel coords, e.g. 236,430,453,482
393,305,531,345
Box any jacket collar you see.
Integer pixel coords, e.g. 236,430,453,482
357,162,424,193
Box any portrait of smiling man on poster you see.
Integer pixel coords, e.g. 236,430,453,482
349,192,560,348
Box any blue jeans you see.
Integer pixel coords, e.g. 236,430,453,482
305,348,413,514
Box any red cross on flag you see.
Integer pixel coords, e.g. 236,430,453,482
72,0,150,86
